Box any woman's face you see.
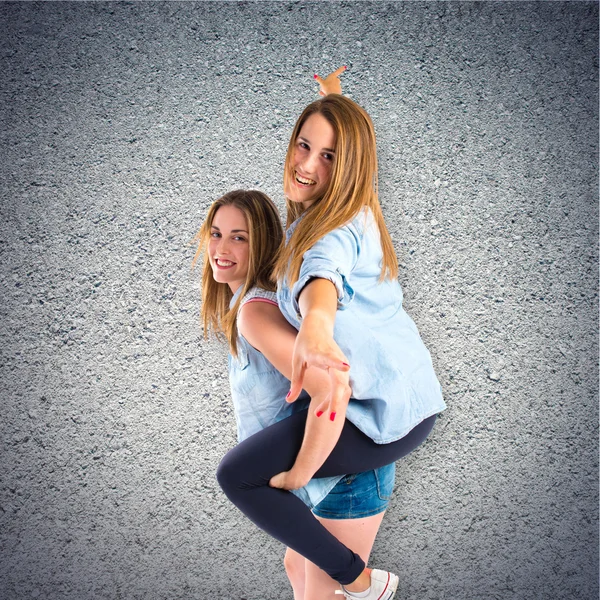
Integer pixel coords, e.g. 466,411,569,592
287,112,336,209
208,205,250,293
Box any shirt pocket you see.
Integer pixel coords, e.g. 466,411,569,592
230,347,250,371
229,349,257,398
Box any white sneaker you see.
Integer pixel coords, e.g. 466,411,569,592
335,569,399,599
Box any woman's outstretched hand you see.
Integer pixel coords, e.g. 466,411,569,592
286,313,351,421
286,278,351,420
314,65,347,96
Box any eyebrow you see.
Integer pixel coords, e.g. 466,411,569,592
211,225,249,233
298,136,336,154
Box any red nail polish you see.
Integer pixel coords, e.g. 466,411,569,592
330,412,336,421
286,391,291,399
313,74,318,79
316,411,323,417
343,65,347,69
342,362,350,367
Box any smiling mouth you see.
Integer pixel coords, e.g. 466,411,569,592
215,259,235,267
295,172,316,186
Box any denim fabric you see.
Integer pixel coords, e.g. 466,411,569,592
228,286,343,508
277,208,446,444
312,462,396,519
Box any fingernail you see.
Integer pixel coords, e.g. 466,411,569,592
286,391,291,399
342,362,350,367
330,412,336,422
316,411,324,417
313,74,318,79
343,65,347,69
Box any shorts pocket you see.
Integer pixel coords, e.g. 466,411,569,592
374,463,395,501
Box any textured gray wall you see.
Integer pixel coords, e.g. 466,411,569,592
1,2,597,599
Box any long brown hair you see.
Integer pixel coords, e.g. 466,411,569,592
274,94,398,285
193,190,283,356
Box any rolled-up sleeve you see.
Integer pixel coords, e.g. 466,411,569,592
290,221,361,316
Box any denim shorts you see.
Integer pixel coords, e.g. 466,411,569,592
312,463,396,520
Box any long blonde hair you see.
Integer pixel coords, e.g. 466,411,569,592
275,94,398,285
193,190,283,356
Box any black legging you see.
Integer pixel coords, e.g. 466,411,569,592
216,410,437,585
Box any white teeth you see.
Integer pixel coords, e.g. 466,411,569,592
295,172,316,185
216,259,234,267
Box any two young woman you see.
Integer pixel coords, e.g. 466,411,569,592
196,72,445,599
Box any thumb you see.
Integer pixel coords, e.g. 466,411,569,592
269,473,284,488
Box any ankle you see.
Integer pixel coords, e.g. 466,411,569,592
344,568,371,593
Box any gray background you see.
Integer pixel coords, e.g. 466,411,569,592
1,2,597,599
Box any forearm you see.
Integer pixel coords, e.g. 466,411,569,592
268,279,353,490
298,278,338,334
288,395,348,485
292,279,348,482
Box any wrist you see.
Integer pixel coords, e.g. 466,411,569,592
288,465,312,489
301,311,334,335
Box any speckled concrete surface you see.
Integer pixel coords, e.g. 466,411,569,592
0,2,597,599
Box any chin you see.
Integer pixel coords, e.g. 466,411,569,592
290,187,316,205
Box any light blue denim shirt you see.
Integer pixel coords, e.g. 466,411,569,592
228,286,343,508
277,208,446,444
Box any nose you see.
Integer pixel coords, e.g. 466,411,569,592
299,150,319,175
216,236,230,255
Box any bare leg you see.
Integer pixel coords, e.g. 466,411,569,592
304,512,386,600
284,547,306,600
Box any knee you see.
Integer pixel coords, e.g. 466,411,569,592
215,448,243,496
284,549,305,595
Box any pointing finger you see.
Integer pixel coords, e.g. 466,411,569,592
332,65,347,78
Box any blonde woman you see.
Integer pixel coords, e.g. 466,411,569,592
216,83,446,599
195,189,395,599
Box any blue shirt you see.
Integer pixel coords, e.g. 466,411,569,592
228,286,343,508
277,208,446,444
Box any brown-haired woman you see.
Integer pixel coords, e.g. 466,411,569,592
195,187,396,599
216,74,446,599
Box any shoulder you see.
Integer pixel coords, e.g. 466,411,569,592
239,286,278,310
348,207,375,237
238,287,294,335
238,293,298,355
317,208,373,247
303,209,373,268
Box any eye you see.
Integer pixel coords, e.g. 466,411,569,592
210,231,221,238
322,153,334,161
298,141,309,150
233,235,247,242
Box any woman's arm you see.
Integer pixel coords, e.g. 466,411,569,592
287,278,351,414
238,299,349,489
